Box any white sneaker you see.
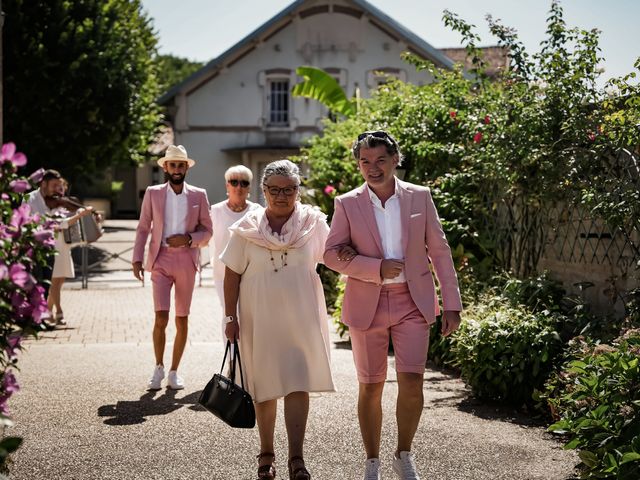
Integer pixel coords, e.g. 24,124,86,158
364,458,382,480
147,365,164,390
167,370,184,390
392,451,420,480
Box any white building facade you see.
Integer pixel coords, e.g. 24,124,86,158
155,0,455,205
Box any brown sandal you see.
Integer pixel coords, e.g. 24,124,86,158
288,456,311,480
257,452,276,479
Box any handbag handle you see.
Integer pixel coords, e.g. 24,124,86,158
232,340,246,390
219,340,231,373
220,340,247,391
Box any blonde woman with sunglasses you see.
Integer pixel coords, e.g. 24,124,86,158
209,165,260,344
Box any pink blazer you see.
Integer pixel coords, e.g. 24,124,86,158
324,179,462,330
133,182,213,271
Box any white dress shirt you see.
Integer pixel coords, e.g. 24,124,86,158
367,179,406,284
25,189,53,217
163,184,188,245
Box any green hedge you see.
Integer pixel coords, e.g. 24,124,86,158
454,301,563,406
542,330,640,479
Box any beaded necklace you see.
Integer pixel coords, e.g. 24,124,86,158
227,201,247,213
269,250,288,272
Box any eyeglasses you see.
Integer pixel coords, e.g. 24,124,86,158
228,179,250,188
263,184,298,197
357,131,391,142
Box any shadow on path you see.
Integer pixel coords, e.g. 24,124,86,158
456,396,547,427
98,389,205,426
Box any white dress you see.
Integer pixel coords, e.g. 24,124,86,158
209,200,259,308
52,208,74,279
220,204,335,402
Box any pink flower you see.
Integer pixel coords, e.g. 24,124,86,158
450,111,457,119
1,143,16,161
9,264,29,288
473,132,483,143
1,142,27,167
30,286,48,325
588,132,596,142
324,185,336,195
484,115,491,125
9,179,30,193
0,261,7,280
1,193,9,200
5,335,21,361
10,203,33,232
2,371,20,395
29,284,46,310
11,292,32,320
28,168,45,185
0,370,21,415
31,304,48,325
33,228,55,247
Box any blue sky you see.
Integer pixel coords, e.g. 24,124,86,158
141,0,638,85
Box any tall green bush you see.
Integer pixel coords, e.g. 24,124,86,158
543,331,640,479
454,301,563,405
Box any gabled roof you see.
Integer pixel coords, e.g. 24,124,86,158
158,0,455,105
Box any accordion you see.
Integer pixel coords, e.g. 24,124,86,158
62,214,103,244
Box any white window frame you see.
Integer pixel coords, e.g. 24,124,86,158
258,70,296,131
267,78,290,127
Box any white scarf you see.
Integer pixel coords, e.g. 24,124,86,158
229,202,325,250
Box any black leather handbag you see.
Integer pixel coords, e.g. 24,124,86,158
198,340,255,428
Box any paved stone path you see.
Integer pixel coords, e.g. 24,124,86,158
7,221,579,479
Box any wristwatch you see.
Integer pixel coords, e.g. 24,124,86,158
224,315,236,324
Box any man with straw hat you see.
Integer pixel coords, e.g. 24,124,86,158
133,145,212,390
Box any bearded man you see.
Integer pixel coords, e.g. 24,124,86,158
132,145,212,390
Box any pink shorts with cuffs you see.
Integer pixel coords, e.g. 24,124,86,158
150,247,197,317
349,282,430,383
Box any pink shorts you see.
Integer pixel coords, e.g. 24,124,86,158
150,247,197,317
349,283,430,383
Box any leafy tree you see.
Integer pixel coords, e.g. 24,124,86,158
154,54,204,93
3,0,163,186
300,1,640,281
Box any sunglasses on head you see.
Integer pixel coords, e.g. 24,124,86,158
228,179,250,188
357,131,391,142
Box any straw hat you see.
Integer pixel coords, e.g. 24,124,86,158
157,145,196,168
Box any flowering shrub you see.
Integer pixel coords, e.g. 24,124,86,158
0,142,55,467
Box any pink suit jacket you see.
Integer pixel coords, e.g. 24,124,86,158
133,182,213,272
324,179,463,331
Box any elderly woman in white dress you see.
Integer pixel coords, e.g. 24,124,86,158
221,160,334,480
209,165,259,343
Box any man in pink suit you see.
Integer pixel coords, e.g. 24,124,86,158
133,145,212,391
324,131,463,480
